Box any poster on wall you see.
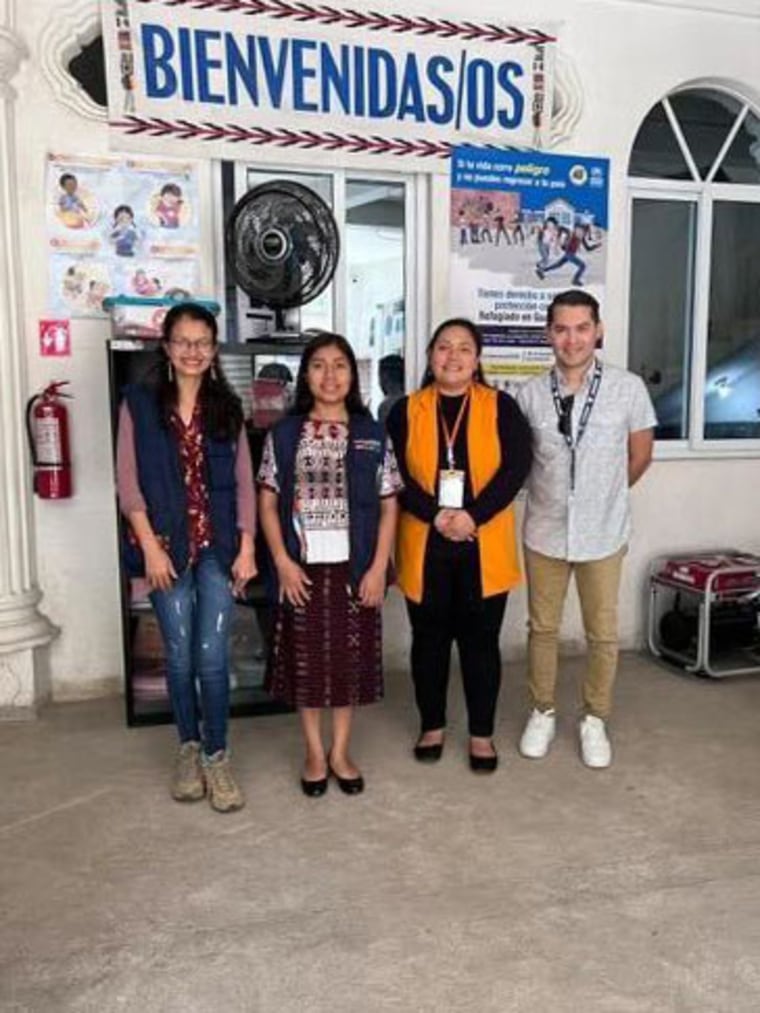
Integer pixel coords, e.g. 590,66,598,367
449,145,609,391
100,0,556,171
46,154,200,318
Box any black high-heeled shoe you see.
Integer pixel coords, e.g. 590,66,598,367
413,740,444,763
469,745,498,773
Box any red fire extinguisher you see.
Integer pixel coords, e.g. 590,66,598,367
25,381,73,499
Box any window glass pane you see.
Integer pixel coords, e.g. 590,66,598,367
628,199,697,440
629,102,691,180
705,201,760,439
345,180,406,418
669,90,741,180
244,168,332,205
719,108,760,184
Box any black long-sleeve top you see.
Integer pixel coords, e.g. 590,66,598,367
386,388,533,528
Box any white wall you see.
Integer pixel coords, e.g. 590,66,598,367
12,0,760,699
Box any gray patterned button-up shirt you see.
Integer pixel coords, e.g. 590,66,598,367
517,360,657,561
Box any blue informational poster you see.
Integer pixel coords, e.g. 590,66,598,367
449,146,609,390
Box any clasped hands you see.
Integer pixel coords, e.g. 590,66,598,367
434,508,477,542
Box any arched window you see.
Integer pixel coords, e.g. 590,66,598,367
627,87,760,448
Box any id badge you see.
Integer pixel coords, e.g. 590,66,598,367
438,469,465,508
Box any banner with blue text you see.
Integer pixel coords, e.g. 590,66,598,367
101,0,556,171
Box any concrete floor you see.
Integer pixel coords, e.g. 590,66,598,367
1,651,759,1013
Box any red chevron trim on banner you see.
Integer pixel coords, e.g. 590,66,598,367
111,116,461,157
143,1,556,45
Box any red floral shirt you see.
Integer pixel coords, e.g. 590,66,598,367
170,403,212,563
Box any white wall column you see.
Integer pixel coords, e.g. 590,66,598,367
0,24,57,717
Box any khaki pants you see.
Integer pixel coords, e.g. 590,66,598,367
524,545,626,719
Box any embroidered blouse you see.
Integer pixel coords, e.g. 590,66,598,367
258,418,402,564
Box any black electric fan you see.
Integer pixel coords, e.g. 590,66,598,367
226,179,340,335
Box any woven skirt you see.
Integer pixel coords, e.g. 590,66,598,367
265,562,384,709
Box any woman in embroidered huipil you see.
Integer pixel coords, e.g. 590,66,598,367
258,333,401,797
116,302,256,813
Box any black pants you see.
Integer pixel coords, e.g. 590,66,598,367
406,541,508,738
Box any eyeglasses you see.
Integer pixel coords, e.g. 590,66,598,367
557,394,574,437
170,338,214,354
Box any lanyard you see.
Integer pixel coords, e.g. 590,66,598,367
437,390,470,470
550,360,603,491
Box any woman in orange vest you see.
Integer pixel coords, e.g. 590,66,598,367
386,319,532,771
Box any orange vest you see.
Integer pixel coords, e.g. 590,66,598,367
395,383,522,603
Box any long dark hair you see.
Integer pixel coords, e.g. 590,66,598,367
291,332,370,417
153,302,243,440
421,317,487,388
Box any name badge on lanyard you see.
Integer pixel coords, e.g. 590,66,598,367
439,469,465,508
437,390,470,509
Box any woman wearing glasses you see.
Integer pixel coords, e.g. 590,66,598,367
116,302,256,812
386,319,532,772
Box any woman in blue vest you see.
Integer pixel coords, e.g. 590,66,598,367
116,302,257,813
258,333,401,797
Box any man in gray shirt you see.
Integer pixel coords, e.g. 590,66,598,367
516,289,657,768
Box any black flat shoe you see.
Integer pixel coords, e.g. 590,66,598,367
469,750,499,773
414,741,444,763
300,776,328,797
328,765,365,795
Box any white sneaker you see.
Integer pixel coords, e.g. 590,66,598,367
519,708,556,759
579,715,612,769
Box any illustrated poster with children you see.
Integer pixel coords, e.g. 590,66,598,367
449,146,609,392
47,155,200,317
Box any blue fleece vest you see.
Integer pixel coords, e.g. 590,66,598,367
122,384,239,577
264,414,385,601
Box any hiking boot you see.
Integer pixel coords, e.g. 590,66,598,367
203,751,245,812
171,740,205,802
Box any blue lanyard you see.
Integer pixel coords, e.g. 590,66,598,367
550,360,603,491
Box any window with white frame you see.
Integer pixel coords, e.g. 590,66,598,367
220,163,421,417
627,87,760,447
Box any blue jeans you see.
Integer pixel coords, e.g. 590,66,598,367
150,549,234,755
